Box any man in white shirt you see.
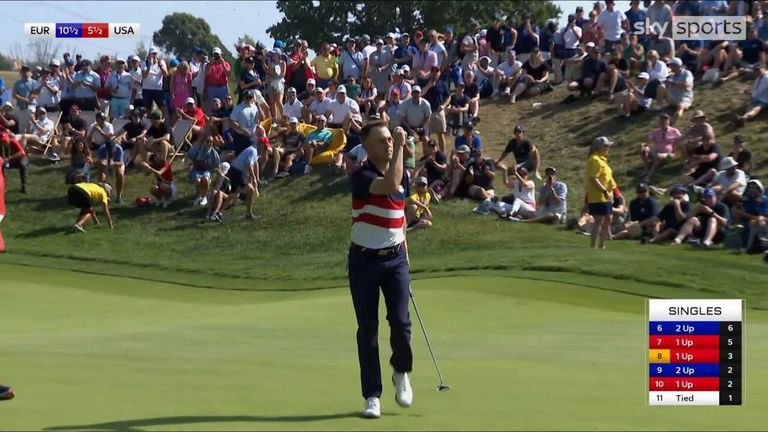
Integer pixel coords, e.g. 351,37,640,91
105,58,133,120
597,0,628,57
309,87,332,122
710,156,747,206
35,68,60,111
142,47,168,114
737,64,768,126
282,87,303,122
340,38,365,81
127,55,144,107
18,106,55,155
398,85,432,138
388,70,412,101
657,57,694,123
72,60,100,110
324,86,360,133
494,50,523,99
190,48,208,105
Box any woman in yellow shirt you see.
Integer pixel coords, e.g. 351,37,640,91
585,136,617,249
406,176,433,231
67,172,114,232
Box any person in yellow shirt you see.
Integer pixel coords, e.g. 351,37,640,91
406,176,433,231
586,136,617,249
67,172,114,232
311,42,339,88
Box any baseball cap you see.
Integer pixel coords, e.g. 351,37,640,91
1,101,13,109
115,58,126,64
669,184,687,195
220,161,231,176
306,78,316,85
37,106,47,113
692,110,706,119
375,38,384,45
576,5,584,12
185,97,196,105
81,60,92,66
169,58,180,67
594,136,614,146
637,72,649,79
415,176,428,185
314,87,324,94
211,97,222,105
258,136,269,145
463,122,474,130
412,85,422,93
212,47,222,55
391,88,401,95
658,112,670,119
128,55,139,62
315,114,327,122
49,59,60,66
734,135,745,144
192,46,202,53
337,86,347,94
747,179,765,194
720,156,739,170
636,182,649,192
586,42,596,49
401,65,410,71
149,47,158,54
545,166,557,175
427,139,437,147
65,58,76,66
514,125,524,133
289,117,299,124
568,13,577,21
702,188,717,198
670,57,683,67
415,30,424,38
456,145,471,154
287,87,297,94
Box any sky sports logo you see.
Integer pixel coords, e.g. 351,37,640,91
633,16,747,40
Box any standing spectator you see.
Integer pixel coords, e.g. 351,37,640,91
397,86,431,140
89,112,125,204
671,188,731,247
0,130,28,193
142,48,168,114
204,47,231,109
657,58,694,123
668,133,720,188
445,82,470,135
486,17,507,66
105,58,132,119
127,55,144,108
728,135,752,176
585,136,617,248
169,60,193,111
625,1,647,44
72,60,101,111
285,43,314,93
614,183,661,240
340,37,365,82
146,153,175,207
238,56,262,104
36,68,60,113
640,112,681,183
575,6,586,28
13,66,38,111
312,42,339,88
597,0,628,57
582,10,601,47
521,166,568,224
422,66,451,153
647,0,673,38
496,125,540,178
94,56,112,111
736,63,768,126
263,49,286,119
190,48,208,105
406,176,433,230
186,135,221,207
367,38,391,94
514,13,540,64
553,14,583,85
393,33,417,68
0,72,7,106
428,30,448,68
710,156,747,206
228,90,262,157
539,19,557,61
230,137,261,219
458,22,480,71
413,40,439,87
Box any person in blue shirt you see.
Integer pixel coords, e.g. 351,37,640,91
625,1,647,44
421,67,451,152
733,179,768,252
720,27,765,83
0,75,8,106
758,15,768,42
12,66,38,111
514,13,540,63
453,123,481,152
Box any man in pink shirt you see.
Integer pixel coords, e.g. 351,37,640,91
640,112,681,182
412,39,438,87
204,47,232,109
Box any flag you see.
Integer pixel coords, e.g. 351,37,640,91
0,155,6,252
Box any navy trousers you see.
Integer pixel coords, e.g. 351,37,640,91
348,245,413,399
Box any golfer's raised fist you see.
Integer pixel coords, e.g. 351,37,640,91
392,127,406,146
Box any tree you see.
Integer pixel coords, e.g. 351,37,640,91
268,1,561,48
8,39,62,67
135,40,148,60
235,34,259,50
153,13,232,61
0,52,14,71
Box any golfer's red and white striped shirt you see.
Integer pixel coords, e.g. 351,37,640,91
350,162,408,249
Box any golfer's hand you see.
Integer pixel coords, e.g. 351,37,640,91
393,127,407,148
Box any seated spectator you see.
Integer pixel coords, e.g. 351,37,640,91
380,88,402,129
415,138,447,199
614,183,661,240
0,130,28,193
625,33,645,75
18,107,55,155
297,115,332,174
656,57,694,123
736,63,768,126
175,97,206,138
208,96,234,136
274,117,305,178
509,47,551,103
147,153,176,208
699,41,729,82
732,179,768,253
441,144,472,199
406,176,433,231
206,161,232,222
67,174,114,232
665,133,720,189
710,156,747,206
12,66,37,111
670,187,731,248
494,49,524,101
446,82,470,136
185,135,221,207
720,26,765,83
282,87,303,122
643,50,668,107
388,69,412,102
678,110,715,157
567,43,607,97
308,87,331,123
472,58,494,100
648,184,690,244
115,109,147,166
647,30,674,62
728,135,752,176
454,123,482,154
356,76,378,118
66,137,92,185
298,78,316,106
397,85,431,140
135,110,173,163
324,86,360,134
465,150,497,210
604,44,630,103
640,112,681,182
343,75,361,99
0,103,20,135
619,71,653,117
520,166,568,224
495,125,540,178
462,71,481,118
494,165,537,220
237,56,262,104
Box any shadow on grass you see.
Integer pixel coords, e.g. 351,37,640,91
44,412,373,431
15,226,68,239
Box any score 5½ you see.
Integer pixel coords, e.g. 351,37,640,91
83,23,109,38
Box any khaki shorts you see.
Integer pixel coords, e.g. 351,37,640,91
428,110,447,134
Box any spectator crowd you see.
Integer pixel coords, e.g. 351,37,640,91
0,0,766,256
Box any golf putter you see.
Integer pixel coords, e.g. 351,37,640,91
409,285,451,392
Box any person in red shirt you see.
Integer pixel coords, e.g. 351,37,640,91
204,47,231,110
0,130,28,193
0,153,6,252
146,153,176,208
175,97,206,139
95,55,113,111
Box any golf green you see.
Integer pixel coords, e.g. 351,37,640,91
2,263,766,430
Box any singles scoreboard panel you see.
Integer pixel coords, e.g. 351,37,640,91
25,23,140,38
647,299,743,406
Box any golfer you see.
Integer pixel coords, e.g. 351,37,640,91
67,174,114,233
586,136,617,249
348,121,413,418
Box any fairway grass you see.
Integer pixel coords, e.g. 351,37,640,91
2,263,767,431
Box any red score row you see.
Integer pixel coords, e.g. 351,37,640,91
649,335,719,349
649,377,720,391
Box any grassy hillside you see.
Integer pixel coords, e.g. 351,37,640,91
1,73,766,303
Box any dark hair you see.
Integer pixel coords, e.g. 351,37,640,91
361,120,389,143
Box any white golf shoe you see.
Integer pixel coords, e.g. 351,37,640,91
362,396,381,418
392,371,413,408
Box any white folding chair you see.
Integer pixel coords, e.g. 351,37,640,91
41,111,63,155
170,118,195,157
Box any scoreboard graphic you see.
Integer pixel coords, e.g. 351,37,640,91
647,299,743,406
25,23,140,38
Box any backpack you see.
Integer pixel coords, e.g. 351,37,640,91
290,158,308,176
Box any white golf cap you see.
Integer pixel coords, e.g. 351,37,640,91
212,47,222,55
220,161,231,175
412,85,422,93
128,55,139,62
720,156,739,170
149,47,158,54
115,58,126,64
401,65,410,71
306,78,316,85
586,42,596,49
337,86,347,94
594,136,614,146
637,72,650,79
37,106,47,113
49,59,60,66
670,57,683,67
287,87,297,94
289,116,299,124
185,97,196,104
415,176,428,185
